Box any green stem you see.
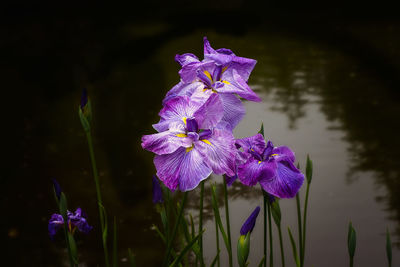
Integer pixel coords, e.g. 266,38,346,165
268,202,273,267
223,177,233,267
163,192,188,266
295,194,303,267
301,183,310,266
62,216,75,267
278,226,285,267
263,193,267,267
86,132,109,267
350,257,353,267
215,210,220,267
199,181,205,267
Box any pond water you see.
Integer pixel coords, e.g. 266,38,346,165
5,19,400,266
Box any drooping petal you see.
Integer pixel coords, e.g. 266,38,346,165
218,93,245,130
218,69,261,102
237,158,273,186
272,146,296,163
141,126,192,155
154,147,212,191
162,81,204,106
158,96,201,122
195,128,236,176
178,147,213,191
236,133,266,155
69,208,93,234
175,53,200,66
48,214,64,239
193,93,224,129
259,159,304,198
240,206,261,235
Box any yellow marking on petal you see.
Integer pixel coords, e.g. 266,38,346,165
203,88,209,92
270,154,278,157
203,70,212,81
201,139,212,145
222,66,228,73
251,148,254,151
186,146,193,153
222,80,231,85
176,133,187,138
211,89,218,93
258,161,262,164
182,117,187,125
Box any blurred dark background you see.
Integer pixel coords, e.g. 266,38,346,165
2,2,400,266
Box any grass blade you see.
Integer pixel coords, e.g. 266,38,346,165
386,228,392,267
288,227,300,267
169,231,204,267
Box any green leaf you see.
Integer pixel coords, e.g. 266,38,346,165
68,232,79,264
347,222,356,258
257,256,265,267
306,155,313,184
288,227,300,267
211,184,231,253
113,217,118,267
152,224,167,244
99,203,108,249
169,230,204,267
128,248,136,267
386,228,392,267
258,123,264,137
189,213,195,240
210,249,221,267
160,206,168,235
59,193,68,220
271,200,282,226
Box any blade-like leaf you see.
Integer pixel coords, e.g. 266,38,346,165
211,184,231,253
306,155,313,184
288,227,300,267
68,232,79,264
257,256,265,267
113,217,118,267
210,249,221,267
128,248,136,267
152,224,167,244
169,231,204,267
386,228,392,267
347,222,356,258
258,123,264,137
271,200,281,226
99,203,108,248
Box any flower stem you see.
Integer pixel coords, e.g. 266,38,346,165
267,202,273,267
301,183,310,266
295,194,303,267
278,225,285,267
223,177,233,267
85,132,110,267
199,181,205,267
215,209,220,267
263,193,267,267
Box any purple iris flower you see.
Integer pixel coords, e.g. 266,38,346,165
152,175,163,203
52,178,62,200
235,134,304,199
163,37,261,130
48,208,93,239
142,94,236,191
240,206,261,235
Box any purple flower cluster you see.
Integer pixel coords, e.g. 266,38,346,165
142,37,304,196
48,208,92,239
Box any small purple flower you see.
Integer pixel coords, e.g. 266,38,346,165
235,134,304,198
240,206,260,235
152,175,163,203
48,208,92,239
142,94,236,191
163,37,261,130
